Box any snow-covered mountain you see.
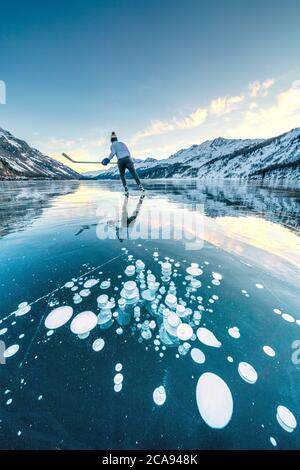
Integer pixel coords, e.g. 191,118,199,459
96,128,300,182
0,128,80,179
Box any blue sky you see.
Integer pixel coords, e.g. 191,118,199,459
0,0,300,172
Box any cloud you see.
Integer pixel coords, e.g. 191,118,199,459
131,89,249,145
131,107,207,145
210,95,245,115
248,78,275,97
225,84,300,138
249,102,258,110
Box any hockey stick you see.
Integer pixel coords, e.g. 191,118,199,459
62,152,117,165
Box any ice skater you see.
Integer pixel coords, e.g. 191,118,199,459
102,132,145,196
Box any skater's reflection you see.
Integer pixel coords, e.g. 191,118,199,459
107,195,145,242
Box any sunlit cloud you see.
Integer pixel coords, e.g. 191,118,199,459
226,84,300,138
130,107,207,145
248,78,275,97
210,95,245,115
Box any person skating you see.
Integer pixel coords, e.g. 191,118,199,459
102,132,145,196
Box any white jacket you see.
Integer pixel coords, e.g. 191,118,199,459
108,141,131,161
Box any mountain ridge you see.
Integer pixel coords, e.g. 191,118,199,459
96,127,300,182
0,128,80,179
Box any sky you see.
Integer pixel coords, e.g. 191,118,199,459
0,0,300,173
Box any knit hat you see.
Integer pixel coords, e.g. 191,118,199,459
111,131,118,142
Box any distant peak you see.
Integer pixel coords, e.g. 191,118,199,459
210,137,228,145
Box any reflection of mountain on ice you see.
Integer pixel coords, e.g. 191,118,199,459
0,181,79,238
97,128,300,183
97,180,300,232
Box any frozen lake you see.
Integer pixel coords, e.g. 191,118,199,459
0,179,299,449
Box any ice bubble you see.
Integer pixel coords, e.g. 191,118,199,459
136,259,145,270
297,320,300,326
270,437,277,447
212,295,219,300
153,385,166,406
197,327,222,348
70,311,97,335
263,346,276,357
45,306,73,329
6,398,13,405
273,308,282,315
177,323,193,341
165,294,177,309
4,344,20,358
212,272,222,281
282,313,295,323
97,294,109,307
196,372,233,429
125,265,135,276
18,301,28,309
118,298,126,310
73,294,82,304
100,280,111,289
142,329,152,340
114,384,123,393
38,395,43,400
116,327,123,335
186,264,203,277
121,281,139,303
164,312,181,337
46,330,54,337
0,328,8,335
114,373,124,385
78,332,90,339
212,280,220,286
64,282,74,288
79,289,91,297
228,327,240,339
227,356,234,363
191,348,206,364
238,362,258,384
176,304,186,317
276,405,297,432
124,281,137,294
161,262,172,273
190,279,202,289
255,283,264,289
115,363,123,372
19,333,25,339
92,338,105,352
84,279,99,289
15,304,31,316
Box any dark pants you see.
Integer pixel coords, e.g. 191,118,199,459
117,156,141,188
